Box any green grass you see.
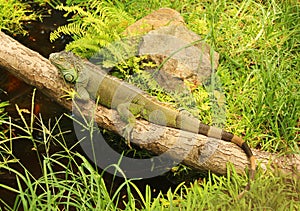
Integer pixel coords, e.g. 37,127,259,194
159,169,300,210
0,0,38,35
0,0,299,210
204,0,300,153
0,96,299,210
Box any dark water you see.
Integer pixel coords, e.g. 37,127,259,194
0,4,178,209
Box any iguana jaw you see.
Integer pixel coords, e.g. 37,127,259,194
49,52,79,83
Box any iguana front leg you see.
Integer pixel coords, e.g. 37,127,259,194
117,103,144,148
75,83,90,101
75,73,91,101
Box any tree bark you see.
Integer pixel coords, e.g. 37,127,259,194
0,31,299,178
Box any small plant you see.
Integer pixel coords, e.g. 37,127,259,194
0,101,9,125
0,0,38,35
113,55,156,79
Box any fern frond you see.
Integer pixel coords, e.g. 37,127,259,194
50,0,135,58
55,4,90,18
65,34,115,57
65,38,101,57
50,22,87,42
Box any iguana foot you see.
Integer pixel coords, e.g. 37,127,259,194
117,103,139,149
122,123,134,148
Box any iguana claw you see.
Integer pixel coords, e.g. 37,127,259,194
122,123,134,148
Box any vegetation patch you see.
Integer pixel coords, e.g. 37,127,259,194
0,0,38,35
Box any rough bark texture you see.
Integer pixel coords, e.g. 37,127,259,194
0,31,299,178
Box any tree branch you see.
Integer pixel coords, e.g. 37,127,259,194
0,31,299,178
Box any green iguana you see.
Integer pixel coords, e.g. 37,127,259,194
49,51,256,190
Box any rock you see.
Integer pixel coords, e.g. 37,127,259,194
138,24,219,92
124,8,185,36
125,8,219,92
147,24,219,70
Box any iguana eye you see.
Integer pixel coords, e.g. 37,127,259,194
64,73,75,82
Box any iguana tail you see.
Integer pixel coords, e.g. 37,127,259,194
176,113,255,192
198,123,256,191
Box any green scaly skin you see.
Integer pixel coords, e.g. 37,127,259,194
49,51,256,193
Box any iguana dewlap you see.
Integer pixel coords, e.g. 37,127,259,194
49,51,256,190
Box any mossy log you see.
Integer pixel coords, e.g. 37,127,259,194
0,31,299,178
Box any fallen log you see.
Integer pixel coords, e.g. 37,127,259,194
0,31,299,178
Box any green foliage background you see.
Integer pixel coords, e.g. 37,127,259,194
0,0,299,210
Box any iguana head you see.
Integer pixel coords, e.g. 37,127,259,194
49,51,79,83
